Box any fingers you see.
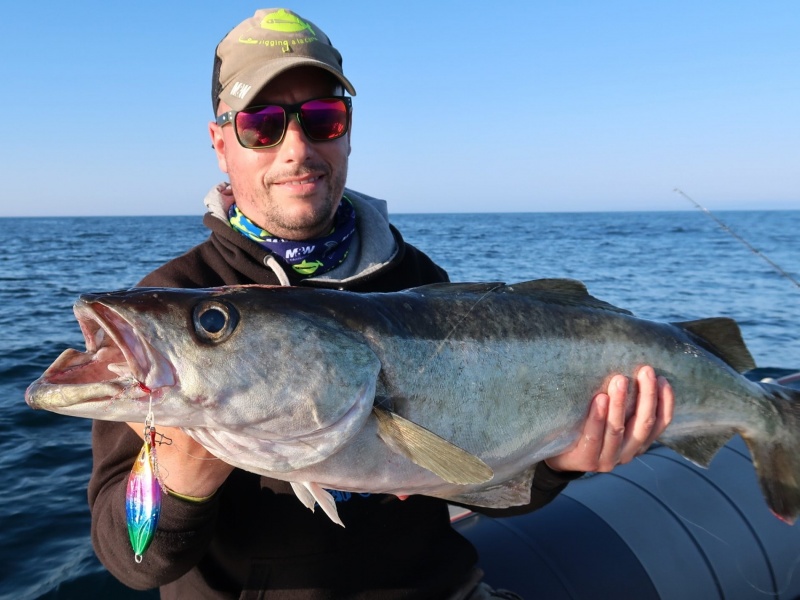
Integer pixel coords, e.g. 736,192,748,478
617,367,658,464
543,393,607,473
125,422,233,497
610,366,675,468
577,391,610,460
594,374,629,471
652,374,674,445
544,366,674,474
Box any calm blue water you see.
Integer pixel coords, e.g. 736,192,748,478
1,210,798,599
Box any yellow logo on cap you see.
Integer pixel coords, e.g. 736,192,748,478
260,9,315,35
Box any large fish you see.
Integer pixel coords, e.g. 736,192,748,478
25,280,800,526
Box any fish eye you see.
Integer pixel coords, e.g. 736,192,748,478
199,308,226,333
193,300,239,344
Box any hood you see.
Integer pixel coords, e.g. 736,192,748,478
203,183,400,285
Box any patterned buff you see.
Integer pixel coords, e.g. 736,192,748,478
228,197,356,277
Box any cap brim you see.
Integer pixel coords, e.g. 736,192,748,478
220,58,357,111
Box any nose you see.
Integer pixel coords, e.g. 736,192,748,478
276,115,315,162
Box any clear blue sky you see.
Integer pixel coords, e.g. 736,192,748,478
2,1,798,216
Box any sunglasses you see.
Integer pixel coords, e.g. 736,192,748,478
216,96,352,149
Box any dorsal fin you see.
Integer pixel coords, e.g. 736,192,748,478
509,278,588,293
506,279,634,315
409,279,633,315
673,317,756,373
409,282,505,294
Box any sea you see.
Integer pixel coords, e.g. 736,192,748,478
1,210,799,599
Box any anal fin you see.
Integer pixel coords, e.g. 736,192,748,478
660,431,734,467
443,464,538,508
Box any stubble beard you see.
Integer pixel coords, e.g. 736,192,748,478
238,159,348,240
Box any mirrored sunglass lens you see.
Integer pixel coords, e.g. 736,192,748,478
300,99,348,140
236,106,285,147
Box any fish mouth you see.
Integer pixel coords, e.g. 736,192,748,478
26,298,176,410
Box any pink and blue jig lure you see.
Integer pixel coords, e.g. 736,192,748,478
126,407,162,563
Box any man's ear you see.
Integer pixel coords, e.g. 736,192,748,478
209,121,229,173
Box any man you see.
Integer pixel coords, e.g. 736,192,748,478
89,9,673,599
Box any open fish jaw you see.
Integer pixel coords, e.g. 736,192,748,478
74,300,176,392
25,300,176,411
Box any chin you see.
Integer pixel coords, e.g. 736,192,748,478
279,204,337,239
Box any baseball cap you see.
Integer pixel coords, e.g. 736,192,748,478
212,8,356,113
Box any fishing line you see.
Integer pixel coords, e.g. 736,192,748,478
633,454,797,597
145,395,155,438
144,395,168,492
674,188,800,290
418,283,505,374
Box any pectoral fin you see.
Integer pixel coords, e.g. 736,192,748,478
374,407,493,485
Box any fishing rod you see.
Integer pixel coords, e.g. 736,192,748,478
673,188,800,290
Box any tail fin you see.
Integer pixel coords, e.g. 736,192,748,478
742,382,800,525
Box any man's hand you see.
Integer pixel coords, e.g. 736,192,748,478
126,423,234,498
545,366,674,473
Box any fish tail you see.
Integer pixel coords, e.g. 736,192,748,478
742,382,800,525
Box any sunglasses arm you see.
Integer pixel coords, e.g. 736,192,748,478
215,112,235,127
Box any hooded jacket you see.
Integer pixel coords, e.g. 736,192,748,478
137,184,448,291
88,186,574,599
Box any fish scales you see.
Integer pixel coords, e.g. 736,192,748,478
25,279,800,526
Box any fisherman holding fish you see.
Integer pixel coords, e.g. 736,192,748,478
86,8,673,599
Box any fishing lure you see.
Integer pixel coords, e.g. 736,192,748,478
126,411,162,563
